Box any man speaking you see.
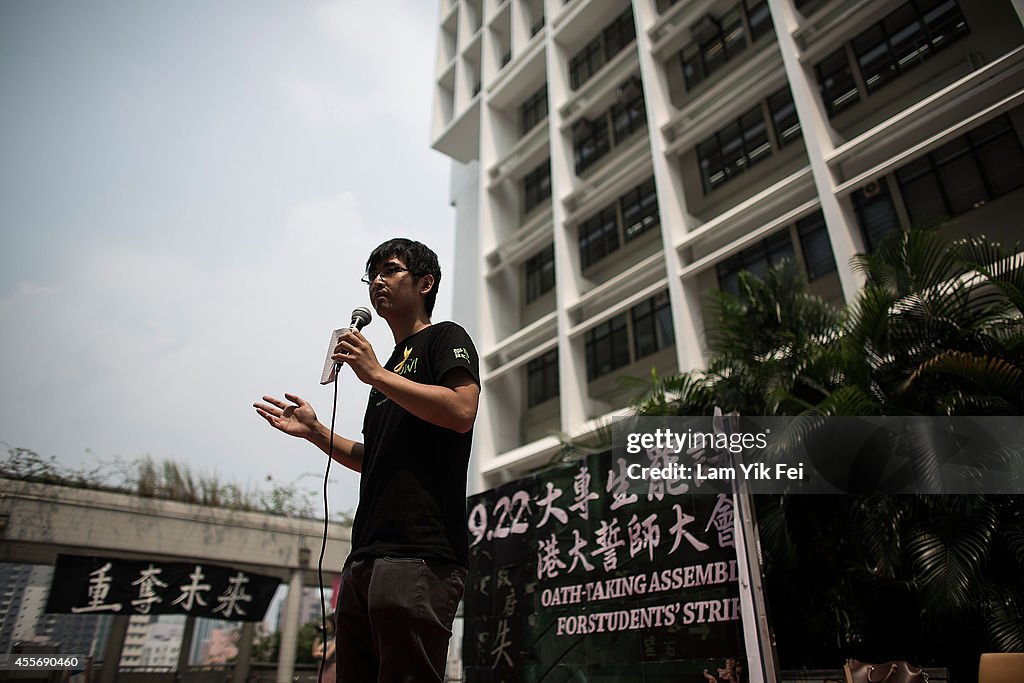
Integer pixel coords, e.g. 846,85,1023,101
254,238,480,682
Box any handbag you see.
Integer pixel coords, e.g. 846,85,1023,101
844,659,929,683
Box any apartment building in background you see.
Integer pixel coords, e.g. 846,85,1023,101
430,0,1024,492
0,563,107,657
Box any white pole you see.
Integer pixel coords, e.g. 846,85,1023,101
718,409,780,683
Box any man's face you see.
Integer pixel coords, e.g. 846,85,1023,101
364,256,427,318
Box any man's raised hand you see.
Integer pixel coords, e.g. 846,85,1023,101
253,393,320,440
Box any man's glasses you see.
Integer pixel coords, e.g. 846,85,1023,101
361,264,409,285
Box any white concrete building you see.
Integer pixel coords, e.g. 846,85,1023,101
431,0,1024,492
119,615,151,667
0,564,106,658
118,615,184,669
141,622,184,668
10,566,49,645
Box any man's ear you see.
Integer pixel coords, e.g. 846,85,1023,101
419,274,435,296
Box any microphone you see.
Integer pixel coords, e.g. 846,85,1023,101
349,307,372,332
319,307,373,384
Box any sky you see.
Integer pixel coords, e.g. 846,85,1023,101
0,0,457,520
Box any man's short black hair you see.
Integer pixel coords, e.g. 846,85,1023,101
366,238,442,315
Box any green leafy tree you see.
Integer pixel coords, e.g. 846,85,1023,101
627,230,1024,680
704,260,843,415
832,230,1024,415
295,622,320,664
251,629,280,663
250,622,322,664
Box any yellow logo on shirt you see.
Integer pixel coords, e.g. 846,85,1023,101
393,347,412,372
393,346,419,376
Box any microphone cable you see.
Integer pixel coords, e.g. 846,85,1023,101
315,370,340,683
312,309,369,681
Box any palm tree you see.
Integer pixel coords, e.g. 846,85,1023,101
630,260,841,417
705,260,843,416
833,230,1024,415
627,230,1024,679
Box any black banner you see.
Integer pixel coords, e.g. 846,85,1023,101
464,450,747,683
46,554,279,622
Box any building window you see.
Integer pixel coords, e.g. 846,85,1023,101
852,180,899,251
681,8,746,92
611,82,646,144
569,9,636,90
527,349,559,407
579,206,620,269
521,86,548,136
678,1,772,93
853,114,1024,250
631,292,675,359
973,115,1024,196
696,101,772,193
523,159,551,216
744,0,773,42
602,8,636,61
853,24,898,94
525,244,556,303
815,48,860,117
574,116,611,175
574,81,647,175
531,14,545,36
619,177,660,242
852,0,969,95
716,231,795,295
896,114,1024,228
585,313,630,380
584,292,676,381
570,39,605,91
768,88,801,148
796,211,837,281
578,176,660,269
817,1,969,118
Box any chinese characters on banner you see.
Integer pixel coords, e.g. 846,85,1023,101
464,450,747,683
45,555,279,622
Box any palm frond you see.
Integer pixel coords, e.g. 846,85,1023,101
808,385,881,416
626,368,714,416
550,419,616,465
901,351,1024,413
906,497,995,612
983,589,1024,652
852,229,961,295
756,496,797,569
1000,521,1024,568
852,494,905,579
955,235,1024,315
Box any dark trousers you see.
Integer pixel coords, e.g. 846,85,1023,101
335,557,467,683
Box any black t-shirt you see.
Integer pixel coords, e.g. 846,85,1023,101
347,321,480,568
